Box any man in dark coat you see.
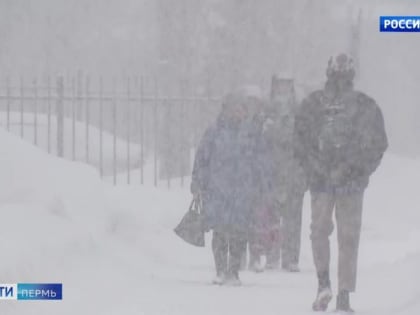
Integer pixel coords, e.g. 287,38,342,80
191,90,260,286
295,54,388,312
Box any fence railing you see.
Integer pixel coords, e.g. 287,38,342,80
0,75,221,187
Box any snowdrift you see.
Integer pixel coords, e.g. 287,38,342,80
0,129,116,314
0,112,143,173
0,128,418,315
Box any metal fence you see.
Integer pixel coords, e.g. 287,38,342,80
0,75,221,187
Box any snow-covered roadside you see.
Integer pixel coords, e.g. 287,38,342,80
95,154,420,315
0,129,114,314
0,129,418,315
0,128,111,274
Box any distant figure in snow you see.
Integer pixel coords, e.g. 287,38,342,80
247,76,307,273
295,54,388,312
190,88,261,286
267,76,307,272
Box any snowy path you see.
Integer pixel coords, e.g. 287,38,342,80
0,129,418,315
96,163,420,315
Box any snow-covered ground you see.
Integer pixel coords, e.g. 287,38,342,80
0,112,143,174
0,129,418,315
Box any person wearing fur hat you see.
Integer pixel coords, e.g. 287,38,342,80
295,54,388,312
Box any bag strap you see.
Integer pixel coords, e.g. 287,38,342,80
188,199,195,211
189,198,202,213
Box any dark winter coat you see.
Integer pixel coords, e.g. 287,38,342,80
258,105,307,203
191,116,260,235
294,88,388,194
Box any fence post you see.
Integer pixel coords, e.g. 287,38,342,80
180,80,186,187
85,75,90,164
56,76,64,157
192,86,197,150
71,77,76,161
76,73,83,157
77,70,83,120
112,77,117,185
33,78,38,145
154,78,158,187
99,76,104,178
139,76,144,185
6,76,10,131
165,98,171,189
47,76,51,154
20,76,24,138
126,77,131,185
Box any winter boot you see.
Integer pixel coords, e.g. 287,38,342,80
212,272,226,285
249,259,264,273
266,252,280,270
265,260,280,270
313,287,333,311
336,290,354,313
312,271,333,311
284,263,300,273
224,271,242,287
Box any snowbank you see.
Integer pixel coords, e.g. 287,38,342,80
0,112,143,173
0,129,115,313
0,128,419,315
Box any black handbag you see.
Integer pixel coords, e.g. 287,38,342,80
174,198,205,247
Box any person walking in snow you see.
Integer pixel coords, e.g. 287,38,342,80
248,76,307,273
295,54,388,312
191,88,261,286
266,75,307,272
244,91,279,273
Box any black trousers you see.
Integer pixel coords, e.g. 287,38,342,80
212,231,247,276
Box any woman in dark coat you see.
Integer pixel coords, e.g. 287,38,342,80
191,91,260,286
